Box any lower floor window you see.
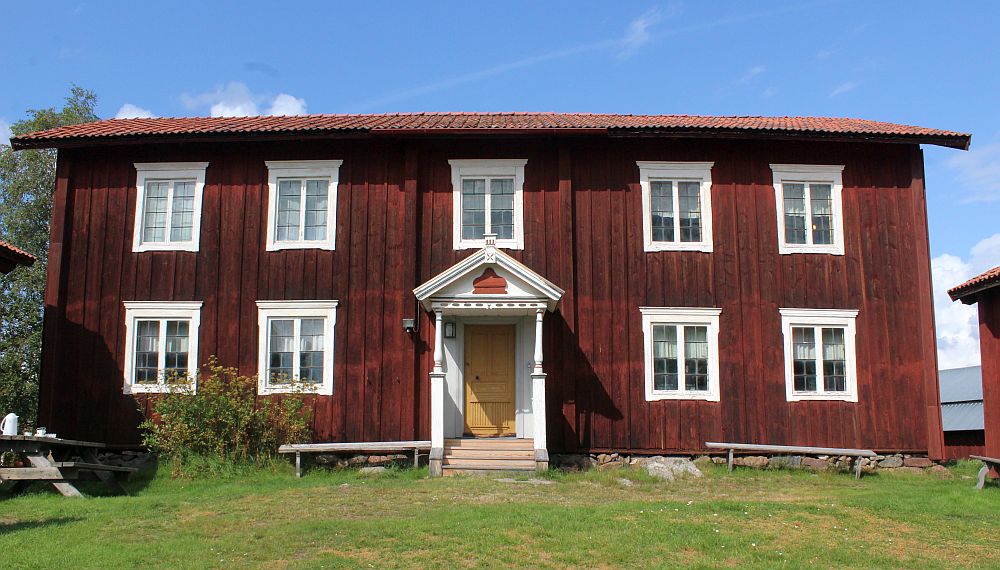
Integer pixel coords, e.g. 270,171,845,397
257,300,338,395
640,307,721,401
781,308,858,402
123,301,202,393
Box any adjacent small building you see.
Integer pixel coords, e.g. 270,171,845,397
949,266,1000,459
939,365,985,459
0,239,35,275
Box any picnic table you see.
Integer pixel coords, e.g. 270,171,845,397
970,455,1000,490
0,435,136,497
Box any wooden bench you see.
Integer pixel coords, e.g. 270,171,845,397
278,441,432,477
705,442,877,479
970,455,1000,490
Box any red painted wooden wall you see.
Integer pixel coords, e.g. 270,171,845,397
37,136,944,456
978,289,1000,458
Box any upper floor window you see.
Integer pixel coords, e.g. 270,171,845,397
779,308,859,402
256,300,338,395
265,160,342,251
639,307,722,401
771,164,845,255
637,162,714,252
122,301,202,393
132,162,208,252
449,159,526,250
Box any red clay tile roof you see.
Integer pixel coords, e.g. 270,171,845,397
0,239,36,268
9,113,971,149
949,265,1000,303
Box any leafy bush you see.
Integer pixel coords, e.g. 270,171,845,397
140,359,311,476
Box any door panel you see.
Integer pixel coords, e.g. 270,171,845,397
464,325,516,436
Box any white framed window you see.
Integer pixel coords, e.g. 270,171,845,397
779,308,859,402
122,301,202,394
132,162,208,252
449,159,527,250
771,164,846,255
638,162,714,253
639,307,722,401
265,160,342,251
256,300,338,395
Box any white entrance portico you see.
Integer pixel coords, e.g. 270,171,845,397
413,235,563,476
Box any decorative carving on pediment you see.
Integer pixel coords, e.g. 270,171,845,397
472,267,507,294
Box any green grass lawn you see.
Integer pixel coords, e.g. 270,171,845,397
1,461,998,569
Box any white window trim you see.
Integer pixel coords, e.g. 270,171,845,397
265,160,343,252
637,161,714,253
132,162,209,253
639,307,722,402
771,164,846,255
256,300,338,395
779,308,859,402
449,159,527,250
122,301,202,394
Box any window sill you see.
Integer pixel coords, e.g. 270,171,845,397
644,241,714,253
134,242,200,253
258,384,333,396
777,244,845,255
455,239,522,250
787,392,858,402
647,391,720,402
123,383,195,395
266,240,336,252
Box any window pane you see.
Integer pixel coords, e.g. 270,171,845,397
678,181,702,243
268,319,295,384
652,324,678,391
462,178,487,240
490,178,515,240
170,181,196,242
822,327,847,392
164,320,190,382
792,327,817,392
297,318,323,385
303,179,329,241
810,184,833,245
276,180,302,242
684,325,709,391
135,320,160,384
650,181,675,242
142,182,169,243
783,183,807,245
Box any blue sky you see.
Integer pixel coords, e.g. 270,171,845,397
1,1,998,367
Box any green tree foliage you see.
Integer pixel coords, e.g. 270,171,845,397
0,86,98,425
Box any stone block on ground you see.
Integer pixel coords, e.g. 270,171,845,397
358,466,386,475
645,457,703,481
903,457,934,468
895,466,924,475
768,455,802,470
801,457,828,471
734,456,769,469
927,465,953,478
879,456,903,469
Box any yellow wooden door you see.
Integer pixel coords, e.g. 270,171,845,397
464,325,516,436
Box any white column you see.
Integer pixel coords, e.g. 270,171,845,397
531,308,548,468
429,310,446,475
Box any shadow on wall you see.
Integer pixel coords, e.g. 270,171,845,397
40,315,144,446
548,311,623,452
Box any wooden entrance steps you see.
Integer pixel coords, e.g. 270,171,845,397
442,438,536,475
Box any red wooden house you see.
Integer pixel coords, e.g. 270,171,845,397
949,266,1000,459
11,113,969,473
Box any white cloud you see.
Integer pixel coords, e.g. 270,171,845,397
618,7,663,58
830,80,859,97
114,103,156,119
267,93,307,116
932,232,1000,369
736,65,765,85
181,82,307,117
944,142,1000,203
0,119,11,146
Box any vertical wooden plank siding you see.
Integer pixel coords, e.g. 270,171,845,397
979,291,1000,458
37,138,939,455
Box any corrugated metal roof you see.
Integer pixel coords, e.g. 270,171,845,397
939,365,983,403
9,113,972,149
941,402,985,432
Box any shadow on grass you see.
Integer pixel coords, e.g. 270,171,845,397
0,517,82,535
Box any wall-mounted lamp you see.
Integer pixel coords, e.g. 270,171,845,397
402,318,417,335
444,322,457,339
